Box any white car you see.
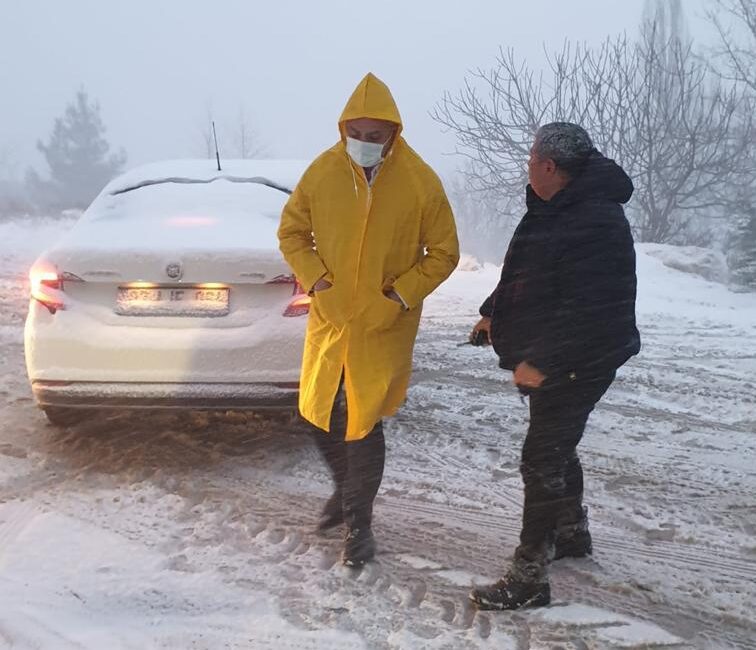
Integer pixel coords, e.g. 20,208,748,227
24,159,311,426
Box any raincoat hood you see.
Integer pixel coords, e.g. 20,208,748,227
338,73,403,142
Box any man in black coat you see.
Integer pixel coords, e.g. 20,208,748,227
469,122,641,610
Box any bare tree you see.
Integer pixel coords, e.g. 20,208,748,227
643,0,687,51
707,1,756,286
230,106,267,159
708,0,756,93
447,167,518,263
630,20,752,243
433,38,638,205
196,104,267,160
433,14,754,245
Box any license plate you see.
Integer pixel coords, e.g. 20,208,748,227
115,286,230,317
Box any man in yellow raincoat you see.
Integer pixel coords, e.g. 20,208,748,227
278,73,459,566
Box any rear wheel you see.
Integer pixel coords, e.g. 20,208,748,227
42,406,89,427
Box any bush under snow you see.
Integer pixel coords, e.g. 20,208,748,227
629,244,728,284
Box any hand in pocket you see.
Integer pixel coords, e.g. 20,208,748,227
365,292,403,331
312,284,346,328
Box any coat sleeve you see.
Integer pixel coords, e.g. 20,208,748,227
479,291,496,317
277,181,330,292
524,217,636,377
480,217,524,319
392,189,460,310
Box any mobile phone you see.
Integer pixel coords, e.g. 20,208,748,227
471,330,488,347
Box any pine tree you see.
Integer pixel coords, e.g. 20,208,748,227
730,206,756,288
29,88,126,210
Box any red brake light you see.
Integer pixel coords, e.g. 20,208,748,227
284,294,311,317
269,275,311,317
283,280,311,317
30,267,64,312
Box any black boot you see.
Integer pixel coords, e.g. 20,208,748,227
470,556,550,610
553,506,592,560
553,530,592,560
342,525,376,567
339,422,384,568
316,490,344,534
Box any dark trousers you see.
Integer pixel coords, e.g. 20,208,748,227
517,371,615,564
312,388,385,529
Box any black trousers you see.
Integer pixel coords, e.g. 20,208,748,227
517,371,615,563
311,388,385,528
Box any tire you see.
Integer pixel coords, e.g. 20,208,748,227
42,406,89,427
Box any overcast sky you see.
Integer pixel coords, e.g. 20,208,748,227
1,0,713,180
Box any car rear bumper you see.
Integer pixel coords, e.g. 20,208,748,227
31,380,299,410
24,300,306,385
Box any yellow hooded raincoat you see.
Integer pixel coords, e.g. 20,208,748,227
278,73,460,441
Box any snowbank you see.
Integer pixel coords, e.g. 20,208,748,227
437,244,755,331
456,253,482,272
639,243,729,284
0,215,79,259
634,245,755,328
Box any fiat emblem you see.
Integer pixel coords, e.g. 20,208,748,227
166,262,183,280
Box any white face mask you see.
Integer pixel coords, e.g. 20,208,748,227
345,136,388,168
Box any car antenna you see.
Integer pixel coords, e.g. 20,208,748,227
212,121,222,171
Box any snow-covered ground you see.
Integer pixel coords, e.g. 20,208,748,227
1,216,755,649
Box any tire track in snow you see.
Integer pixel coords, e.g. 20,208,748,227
387,416,756,581
376,501,751,650
245,490,704,649
159,469,750,650
11,439,742,649
380,494,756,581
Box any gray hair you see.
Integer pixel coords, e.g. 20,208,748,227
533,122,594,177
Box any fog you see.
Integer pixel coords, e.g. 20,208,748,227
0,0,713,178
1,4,756,647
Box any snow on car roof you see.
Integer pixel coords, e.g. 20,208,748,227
104,159,309,196
55,159,311,254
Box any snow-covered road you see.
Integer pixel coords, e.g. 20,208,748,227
1,218,755,649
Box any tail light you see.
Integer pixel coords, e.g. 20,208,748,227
266,274,311,317
29,266,82,314
30,267,65,313
284,292,312,317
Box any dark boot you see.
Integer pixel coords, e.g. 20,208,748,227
553,506,592,560
470,555,550,610
339,422,384,568
342,525,376,567
316,490,344,534
311,393,348,533
553,530,592,560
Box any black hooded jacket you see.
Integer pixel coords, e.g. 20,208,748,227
480,150,641,378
